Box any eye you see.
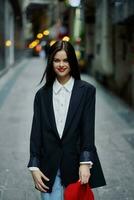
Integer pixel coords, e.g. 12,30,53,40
64,59,69,62
53,58,59,63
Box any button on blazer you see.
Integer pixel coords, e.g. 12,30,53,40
28,79,106,192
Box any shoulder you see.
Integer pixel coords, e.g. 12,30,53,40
34,85,47,99
77,80,96,93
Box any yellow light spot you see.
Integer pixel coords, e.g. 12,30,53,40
50,40,56,46
28,39,40,49
37,33,43,39
33,41,37,46
43,30,50,36
62,36,70,42
35,39,40,44
29,44,34,49
5,40,12,47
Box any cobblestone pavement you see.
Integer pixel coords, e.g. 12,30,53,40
0,58,134,200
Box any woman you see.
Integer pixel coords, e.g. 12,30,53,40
28,40,106,200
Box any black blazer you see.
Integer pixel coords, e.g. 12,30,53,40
28,79,106,192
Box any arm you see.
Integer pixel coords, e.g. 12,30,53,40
27,92,49,192
80,86,96,163
27,92,42,168
79,86,96,184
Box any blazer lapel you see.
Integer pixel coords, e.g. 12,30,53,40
61,80,84,140
45,86,60,139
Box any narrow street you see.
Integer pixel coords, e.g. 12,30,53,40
0,58,134,200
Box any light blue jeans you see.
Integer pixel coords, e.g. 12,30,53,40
41,170,64,200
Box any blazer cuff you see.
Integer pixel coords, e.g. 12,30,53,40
80,161,93,169
29,167,40,171
79,151,95,163
27,156,40,168
80,161,93,165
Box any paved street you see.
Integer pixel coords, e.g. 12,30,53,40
0,57,134,200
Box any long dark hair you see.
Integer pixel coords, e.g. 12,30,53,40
40,40,81,86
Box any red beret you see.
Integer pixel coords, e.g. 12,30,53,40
64,181,94,200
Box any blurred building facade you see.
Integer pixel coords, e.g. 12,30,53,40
0,0,57,76
55,0,134,108
0,0,25,76
110,0,134,108
91,0,134,108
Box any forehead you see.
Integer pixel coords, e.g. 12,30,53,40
54,50,67,58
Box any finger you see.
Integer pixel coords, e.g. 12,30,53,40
35,184,44,192
82,173,91,178
39,180,49,190
80,178,87,184
41,172,50,181
37,183,47,192
81,180,88,184
81,175,90,184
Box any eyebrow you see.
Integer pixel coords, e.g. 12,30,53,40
53,57,68,60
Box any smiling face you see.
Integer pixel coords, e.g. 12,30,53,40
53,50,71,84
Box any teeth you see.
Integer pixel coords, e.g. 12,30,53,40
58,68,66,70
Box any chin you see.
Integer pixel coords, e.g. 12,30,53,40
57,75,67,78
57,72,69,77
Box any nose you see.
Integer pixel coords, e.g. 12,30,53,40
59,61,64,67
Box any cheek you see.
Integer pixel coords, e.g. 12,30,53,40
67,66,71,72
53,64,58,71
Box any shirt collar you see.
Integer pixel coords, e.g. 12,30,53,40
53,77,74,94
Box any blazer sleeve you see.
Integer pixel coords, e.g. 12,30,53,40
80,86,96,163
27,92,42,168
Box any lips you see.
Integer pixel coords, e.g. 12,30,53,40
57,67,67,72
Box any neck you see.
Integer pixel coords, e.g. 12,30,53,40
57,75,71,85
